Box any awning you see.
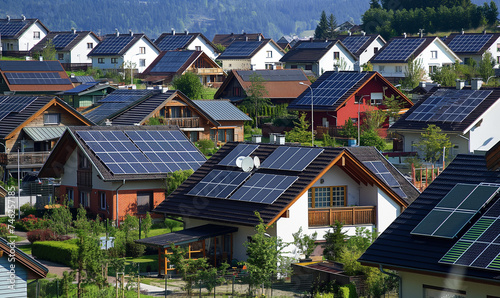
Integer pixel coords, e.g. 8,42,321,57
23,126,67,142
135,224,238,248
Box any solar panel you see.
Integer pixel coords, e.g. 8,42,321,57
229,173,298,204
5,72,71,85
218,144,259,166
363,161,400,187
238,70,306,81
99,89,154,103
0,20,28,37
64,82,99,94
187,170,251,199
51,33,78,49
296,41,333,49
0,96,38,121
447,34,493,53
155,35,193,51
373,38,425,61
292,72,367,107
340,36,371,54
220,41,263,57
150,51,194,73
405,89,492,123
411,184,500,238
0,61,64,71
91,35,134,55
260,146,324,171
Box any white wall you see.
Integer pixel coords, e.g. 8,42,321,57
187,36,219,60
468,99,500,153
69,34,100,64
221,59,252,71
250,42,284,70
376,188,400,233
276,191,309,260
358,37,386,67
17,22,47,51
401,131,470,157
318,44,356,74
60,149,78,187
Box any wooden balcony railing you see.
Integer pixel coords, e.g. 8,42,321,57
308,206,376,227
194,68,224,75
163,117,199,128
7,152,51,167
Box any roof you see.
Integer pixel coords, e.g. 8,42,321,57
359,153,500,283
0,237,48,279
371,36,454,63
135,224,238,248
280,39,354,63
444,33,500,55
337,34,386,57
39,125,206,181
70,75,95,83
390,86,500,133
153,143,415,227
155,32,218,52
217,39,279,60
410,82,440,95
63,82,99,94
30,31,99,52
0,18,48,39
0,60,74,92
193,100,252,121
88,33,159,56
212,33,265,47
23,126,67,142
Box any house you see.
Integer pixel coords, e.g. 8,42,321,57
155,30,220,61
88,30,160,73
30,30,101,71
337,34,386,67
0,60,74,94
409,81,440,103
38,125,206,222
287,71,412,138
140,50,226,87
0,237,48,295
60,81,116,109
335,21,357,33
105,90,250,143
444,32,500,68
389,79,500,157
370,36,460,83
276,35,314,52
280,39,358,76
214,69,310,104
359,146,500,297
140,143,418,275
212,32,265,48
0,16,49,55
216,39,284,72
0,95,93,181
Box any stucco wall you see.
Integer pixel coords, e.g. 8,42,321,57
186,36,219,61
69,34,100,64
17,22,47,51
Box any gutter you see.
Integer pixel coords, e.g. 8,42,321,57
379,264,401,298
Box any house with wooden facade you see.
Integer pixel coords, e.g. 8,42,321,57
138,143,418,275
0,16,49,55
216,39,285,72
155,30,220,61
38,125,206,222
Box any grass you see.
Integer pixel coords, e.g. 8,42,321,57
18,244,32,255
201,87,217,99
140,226,182,238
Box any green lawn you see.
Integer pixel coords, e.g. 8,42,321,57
18,244,32,255
201,87,217,99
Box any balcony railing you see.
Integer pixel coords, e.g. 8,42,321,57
163,117,199,128
194,68,224,75
6,152,51,167
308,206,376,227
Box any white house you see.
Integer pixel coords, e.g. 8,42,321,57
280,39,358,76
444,32,500,68
30,30,100,70
390,79,500,157
337,34,386,68
142,144,419,275
217,39,284,71
0,16,48,53
88,30,160,73
154,30,220,61
370,36,460,82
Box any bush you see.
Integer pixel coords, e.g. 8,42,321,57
126,240,145,258
196,139,216,156
15,214,50,231
20,203,36,217
0,223,9,238
338,286,350,298
32,240,78,268
27,228,70,243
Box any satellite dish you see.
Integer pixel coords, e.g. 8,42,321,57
254,156,260,168
241,156,254,172
236,156,245,168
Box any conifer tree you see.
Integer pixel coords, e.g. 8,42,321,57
314,11,329,39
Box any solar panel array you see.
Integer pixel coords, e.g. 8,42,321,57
98,89,153,103
405,89,492,123
373,38,425,61
51,33,78,49
292,72,366,107
150,51,194,73
440,196,500,271
218,144,259,166
296,41,333,49
155,35,193,51
5,72,71,85
411,184,500,238
187,170,251,199
340,36,371,54
0,61,64,71
229,173,298,204
220,41,262,57
91,35,134,55
64,82,99,94
260,146,324,171
76,130,205,175
363,161,406,199
0,20,27,37
447,34,493,53
238,70,306,81
0,96,37,121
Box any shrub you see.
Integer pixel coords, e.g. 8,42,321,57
32,240,78,268
126,240,145,258
338,286,350,298
27,228,70,243
196,139,216,156
0,223,9,238
15,214,50,231
20,203,36,217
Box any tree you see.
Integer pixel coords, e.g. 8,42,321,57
402,56,426,89
314,11,329,39
168,244,210,295
430,64,458,86
327,14,338,38
360,129,386,151
383,94,404,124
478,51,495,82
340,118,358,140
166,169,194,196
172,72,204,99
41,39,56,61
322,220,346,262
414,124,452,163
121,60,136,84
240,73,270,127
121,214,139,243
292,226,318,259
486,1,499,25
49,197,73,235
141,212,152,238
370,0,381,9
285,113,312,144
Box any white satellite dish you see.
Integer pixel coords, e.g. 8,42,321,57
236,156,245,168
241,156,254,172
254,156,260,168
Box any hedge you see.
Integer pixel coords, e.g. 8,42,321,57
32,240,78,268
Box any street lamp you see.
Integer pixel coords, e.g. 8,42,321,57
358,95,370,146
299,82,314,146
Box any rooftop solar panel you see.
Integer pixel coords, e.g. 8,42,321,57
150,51,194,73
99,89,154,103
92,35,134,55
0,96,38,121
64,82,99,94
363,161,400,187
296,41,333,49
5,72,71,85
260,146,324,171
373,38,425,61
187,170,251,199
229,173,298,204
447,34,493,53
51,33,78,49
155,35,193,51
0,20,28,37
238,70,306,81
340,36,371,54
218,144,259,167
220,41,263,57
0,61,64,71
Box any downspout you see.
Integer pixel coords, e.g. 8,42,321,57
379,264,401,298
115,179,125,227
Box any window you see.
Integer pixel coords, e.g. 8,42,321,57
98,58,104,64
308,186,346,208
431,50,438,59
266,51,272,58
79,191,90,208
334,52,340,60
305,64,312,70
44,113,60,125
374,47,379,53
354,95,363,104
395,66,403,73
378,65,385,72
78,151,90,169
99,192,106,210
233,87,242,97
170,106,181,118
87,42,93,49
195,46,201,51
464,57,471,65
111,58,118,64
67,188,74,207
429,65,438,74
139,47,146,54
497,56,500,64
291,65,298,69
137,192,153,214
57,53,64,60
33,31,40,39
265,63,274,70
423,285,465,298
190,132,198,142
139,59,146,67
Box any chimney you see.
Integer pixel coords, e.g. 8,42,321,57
184,29,189,35
472,78,483,90
252,135,262,143
276,134,286,145
483,30,487,34
115,28,119,37
461,28,465,35
258,35,261,41
6,15,10,22
362,30,366,36
21,14,25,21
456,79,465,90
269,133,277,144
245,36,248,41
171,28,175,35
129,29,133,36
403,32,407,38
348,30,351,36
39,56,43,61
72,28,76,34
419,81,426,88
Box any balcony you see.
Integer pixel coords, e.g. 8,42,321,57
308,206,376,227
163,117,199,128
194,68,224,75
6,152,51,168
